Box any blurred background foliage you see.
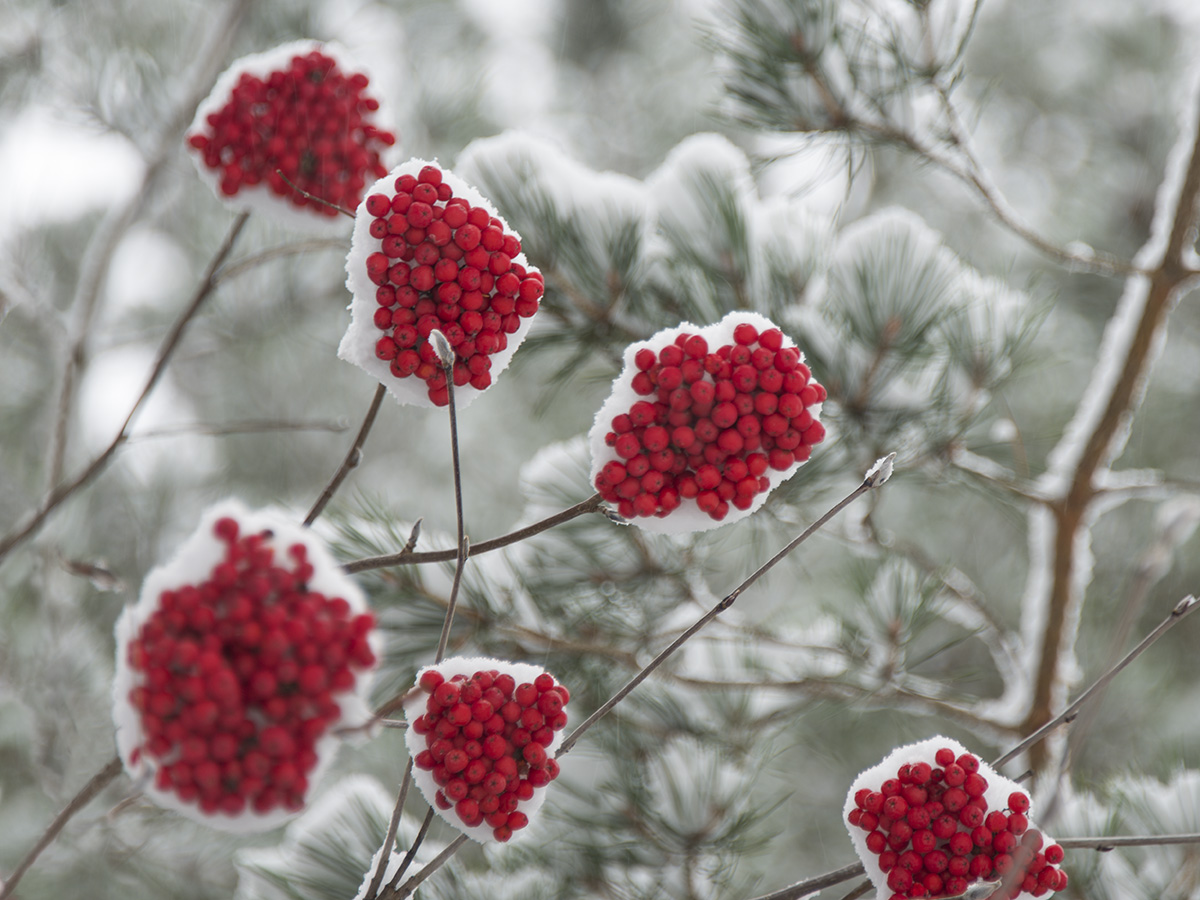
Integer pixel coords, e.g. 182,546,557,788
1,0,1200,897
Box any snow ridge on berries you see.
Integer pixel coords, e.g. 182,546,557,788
340,159,545,408
404,657,569,843
844,737,1067,900
186,40,395,227
112,501,378,832
589,311,826,532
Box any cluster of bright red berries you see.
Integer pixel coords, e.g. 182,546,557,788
595,323,826,521
411,668,568,842
125,517,376,817
849,748,1068,899
187,48,395,215
362,164,544,405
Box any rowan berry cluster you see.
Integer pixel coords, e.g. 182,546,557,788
124,516,376,818
187,47,394,214
594,322,826,521
361,164,545,405
410,667,569,842
848,748,1068,899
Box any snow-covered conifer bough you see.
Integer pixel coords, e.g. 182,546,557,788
589,311,827,532
186,40,397,232
113,500,379,832
340,159,544,409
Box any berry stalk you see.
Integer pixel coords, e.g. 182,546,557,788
342,494,604,573
304,383,388,526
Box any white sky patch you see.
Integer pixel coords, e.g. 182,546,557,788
104,227,193,321
0,105,143,245
78,344,212,476
458,0,559,132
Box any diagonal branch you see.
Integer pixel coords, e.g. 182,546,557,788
0,212,250,566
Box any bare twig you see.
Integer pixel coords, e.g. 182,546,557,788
42,0,254,493
342,494,605,573
746,862,865,900
274,169,356,218
364,758,414,900
305,384,387,526
0,756,122,900
556,458,892,758
993,595,1198,768
127,418,349,442
384,809,435,894
377,834,469,900
431,332,468,665
0,212,251,566
214,238,349,284
749,831,1200,900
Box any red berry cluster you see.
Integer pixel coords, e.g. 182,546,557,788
187,48,395,214
125,517,376,817
362,164,544,406
411,668,568,841
595,323,826,521
848,748,1068,899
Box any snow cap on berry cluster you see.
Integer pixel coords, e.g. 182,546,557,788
186,40,395,233
403,656,568,843
588,310,825,533
339,158,543,408
112,500,378,833
845,736,1061,900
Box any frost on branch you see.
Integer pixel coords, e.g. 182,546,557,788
846,736,1067,900
340,159,544,408
186,40,396,231
113,500,378,832
589,311,827,532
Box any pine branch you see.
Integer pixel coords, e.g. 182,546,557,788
0,211,251,566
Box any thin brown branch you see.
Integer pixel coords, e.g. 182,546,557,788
342,494,605,573
1022,86,1200,766
305,384,387,526
377,834,469,900
995,595,1198,768
128,418,349,443
214,238,349,284
556,464,887,758
274,169,356,218
384,809,435,894
746,862,865,900
43,0,254,491
748,832,1200,900
0,756,122,900
0,212,251,566
364,758,414,900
